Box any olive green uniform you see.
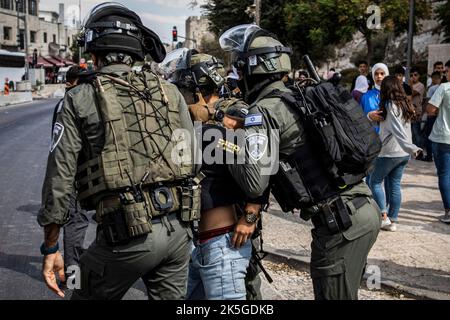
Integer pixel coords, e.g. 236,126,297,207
38,63,195,300
227,80,381,300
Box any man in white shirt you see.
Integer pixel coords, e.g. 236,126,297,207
427,66,450,224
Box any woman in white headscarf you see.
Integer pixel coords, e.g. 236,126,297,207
360,62,390,134
352,75,369,104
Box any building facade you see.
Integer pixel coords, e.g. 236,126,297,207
0,0,78,59
184,16,215,49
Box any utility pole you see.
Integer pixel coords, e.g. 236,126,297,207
254,0,261,25
406,0,415,82
23,0,29,80
16,0,20,49
79,0,82,62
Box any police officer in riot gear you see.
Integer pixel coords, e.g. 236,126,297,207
38,2,196,300
220,24,381,300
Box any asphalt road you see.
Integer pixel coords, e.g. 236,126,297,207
0,99,146,300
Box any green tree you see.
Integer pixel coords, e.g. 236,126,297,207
284,0,432,65
436,0,450,43
69,33,90,64
201,0,431,68
201,0,253,36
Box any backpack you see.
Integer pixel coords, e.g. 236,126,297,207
271,81,381,188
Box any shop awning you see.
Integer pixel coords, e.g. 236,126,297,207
28,55,53,68
52,56,75,66
43,56,65,67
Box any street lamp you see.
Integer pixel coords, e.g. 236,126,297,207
406,0,415,82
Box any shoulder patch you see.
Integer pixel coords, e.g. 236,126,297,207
50,122,64,153
246,133,268,161
244,114,263,127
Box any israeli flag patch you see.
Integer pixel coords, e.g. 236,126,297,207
244,114,263,127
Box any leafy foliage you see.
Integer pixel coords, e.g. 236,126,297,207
201,0,432,67
436,0,450,43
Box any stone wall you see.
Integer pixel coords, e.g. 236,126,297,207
428,44,450,75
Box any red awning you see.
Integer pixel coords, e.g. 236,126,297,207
43,56,65,67
52,56,75,66
28,55,53,68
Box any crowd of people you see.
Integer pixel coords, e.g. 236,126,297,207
350,59,450,229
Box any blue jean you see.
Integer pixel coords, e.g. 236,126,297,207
432,142,450,209
186,232,251,300
369,156,410,222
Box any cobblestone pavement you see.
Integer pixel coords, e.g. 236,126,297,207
261,260,412,300
262,159,450,299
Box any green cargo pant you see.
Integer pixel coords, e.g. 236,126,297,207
310,198,381,300
71,215,192,300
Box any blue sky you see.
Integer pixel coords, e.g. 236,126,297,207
39,0,205,44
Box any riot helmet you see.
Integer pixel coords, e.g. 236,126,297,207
159,48,225,94
78,2,166,62
219,24,292,77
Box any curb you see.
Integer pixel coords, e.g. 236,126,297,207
263,245,450,300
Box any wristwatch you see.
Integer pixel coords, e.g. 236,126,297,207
40,242,59,256
244,211,259,224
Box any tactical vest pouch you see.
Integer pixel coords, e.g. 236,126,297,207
122,201,152,237
180,173,205,222
100,207,131,246
270,160,313,212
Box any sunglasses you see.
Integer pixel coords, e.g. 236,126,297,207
412,73,419,77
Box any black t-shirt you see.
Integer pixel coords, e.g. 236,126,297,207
199,124,245,210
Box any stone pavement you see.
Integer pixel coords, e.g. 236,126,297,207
262,158,450,300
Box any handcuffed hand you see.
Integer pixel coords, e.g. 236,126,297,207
232,216,256,249
43,251,66,298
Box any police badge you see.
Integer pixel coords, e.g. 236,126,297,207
246,133,268,161
50,122,64,153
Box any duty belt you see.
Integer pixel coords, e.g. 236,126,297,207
310,196,369,230
96,185,182,223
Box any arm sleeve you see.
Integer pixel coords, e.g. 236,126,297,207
388,104,421,156
172,85,199,174
227,106,279,199
429,85,444,109
37,95,83,226
361,92,376,116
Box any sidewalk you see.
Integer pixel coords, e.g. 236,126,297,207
262,159,450,299
32,84,65,100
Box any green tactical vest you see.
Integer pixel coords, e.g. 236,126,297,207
77,70,193,207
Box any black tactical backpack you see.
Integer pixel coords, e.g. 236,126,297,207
273,80,381,188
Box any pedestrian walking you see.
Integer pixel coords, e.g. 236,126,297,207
426,66,450,224
361,62,389,134
369,76,422,232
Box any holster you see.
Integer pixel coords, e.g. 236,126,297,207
310,196,364,235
